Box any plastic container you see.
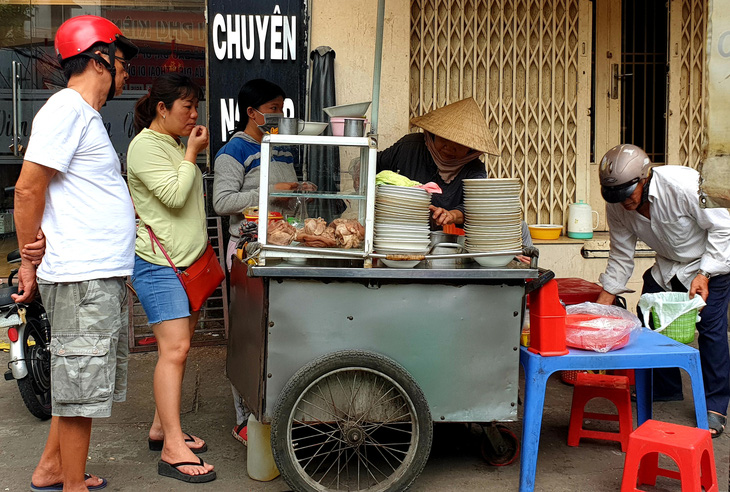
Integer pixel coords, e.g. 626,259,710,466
564,313,632,351
246,414,280,481
526,277,603,309
442,223,465,236
556,278,604,305
651,308,697,344
567,200,599,239
528,279,569,356
330,117,367,136
243,211,284,224
528,224,563,240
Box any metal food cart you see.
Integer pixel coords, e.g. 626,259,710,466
228,258,539,492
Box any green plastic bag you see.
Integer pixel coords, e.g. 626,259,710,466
375,170,422,187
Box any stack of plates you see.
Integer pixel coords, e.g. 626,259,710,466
463,178,522,267
374,185,431,268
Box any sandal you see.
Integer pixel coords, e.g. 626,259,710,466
708,411,726,438
148,432,207,453
158,457,216,483
30,473,107,491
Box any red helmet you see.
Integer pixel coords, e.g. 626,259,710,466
55,15,138,62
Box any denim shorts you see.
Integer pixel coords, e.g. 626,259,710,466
38,276,129,418
132,255,190,324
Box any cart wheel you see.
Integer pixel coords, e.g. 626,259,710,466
480,425,519,466
272,350,433,492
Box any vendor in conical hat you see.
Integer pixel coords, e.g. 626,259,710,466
376,97,499,227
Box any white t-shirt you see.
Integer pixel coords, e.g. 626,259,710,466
23,88,135,282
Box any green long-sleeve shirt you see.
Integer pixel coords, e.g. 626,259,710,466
127,128,207,268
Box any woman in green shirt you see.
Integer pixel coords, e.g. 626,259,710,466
127,73,215,483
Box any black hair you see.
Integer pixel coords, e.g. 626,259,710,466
133,73,204,134
61,42,109,82
230,79,285,137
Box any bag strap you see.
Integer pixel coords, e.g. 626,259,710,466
146,225,181,275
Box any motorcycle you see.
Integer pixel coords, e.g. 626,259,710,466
2,249,51,420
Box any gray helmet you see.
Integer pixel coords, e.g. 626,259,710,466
598,144,652,203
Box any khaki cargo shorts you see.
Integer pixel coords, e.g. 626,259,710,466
37,277,129,418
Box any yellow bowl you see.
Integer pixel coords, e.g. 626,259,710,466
528,224,563,240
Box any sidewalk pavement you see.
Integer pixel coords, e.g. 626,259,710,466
0,345,727,491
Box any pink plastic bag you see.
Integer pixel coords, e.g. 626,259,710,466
565,302,642,352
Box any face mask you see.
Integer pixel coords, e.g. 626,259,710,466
254,110,284,133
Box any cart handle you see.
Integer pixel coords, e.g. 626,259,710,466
524,268,555,295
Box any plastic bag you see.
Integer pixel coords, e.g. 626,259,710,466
375,170,422,187
636,291,705,333
565,302,642,352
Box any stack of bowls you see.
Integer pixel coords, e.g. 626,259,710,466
463,178,522,267
374,185,431,268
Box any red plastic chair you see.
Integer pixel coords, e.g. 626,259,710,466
567,372,633,451
620,419,717,491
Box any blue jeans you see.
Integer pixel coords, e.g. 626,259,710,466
638,268,730,415
132,255,190,324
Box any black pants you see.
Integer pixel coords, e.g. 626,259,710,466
638,268,730,415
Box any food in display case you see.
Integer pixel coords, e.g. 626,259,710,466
266,217,365,249
267,221,297,245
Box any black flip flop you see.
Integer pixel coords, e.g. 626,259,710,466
30,473,107,491
708,411,726,438
158,457,216,483
149,432,208,453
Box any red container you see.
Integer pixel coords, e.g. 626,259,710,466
555,277,603,305
564,313,632,352
526,277,603,308
528,279,569,356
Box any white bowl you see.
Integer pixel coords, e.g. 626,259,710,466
323,101,372,118
473,255,514,267
298,121,328,135
381,258,421,269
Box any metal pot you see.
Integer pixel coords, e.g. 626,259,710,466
429,231,463,247
429,242,466,268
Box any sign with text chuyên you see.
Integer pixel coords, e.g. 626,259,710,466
206,1,308,159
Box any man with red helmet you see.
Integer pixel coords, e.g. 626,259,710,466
595,144,730,438
14,15,138,491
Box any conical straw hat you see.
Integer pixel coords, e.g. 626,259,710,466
410,97,499,155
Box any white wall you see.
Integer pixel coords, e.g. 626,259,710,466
309,0,411,149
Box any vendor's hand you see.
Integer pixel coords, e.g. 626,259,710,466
690,274,710,304
429,206,462,226
187,125,209,156
299,181,318,192
273,182,299,191
11,264,38,304
515,255,531,264
21,228,45,266
596,289,616,305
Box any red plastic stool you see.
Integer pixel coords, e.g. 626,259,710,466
612,369,636,385
620,419,717,492
567,372,633,451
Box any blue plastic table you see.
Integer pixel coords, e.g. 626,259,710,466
518,327,707,492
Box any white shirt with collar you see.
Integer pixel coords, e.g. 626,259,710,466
599,165,730,295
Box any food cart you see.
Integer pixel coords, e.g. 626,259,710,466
225,2,543,489
228,257,539,491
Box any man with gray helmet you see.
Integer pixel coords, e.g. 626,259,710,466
595,143,730,437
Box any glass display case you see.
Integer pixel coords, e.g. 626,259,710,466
256,133,378,266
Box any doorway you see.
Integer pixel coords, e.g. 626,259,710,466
593,0,669,166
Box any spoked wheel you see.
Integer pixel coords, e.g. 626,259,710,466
480,425,519,466
272,350,433,492
16,315,52,420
